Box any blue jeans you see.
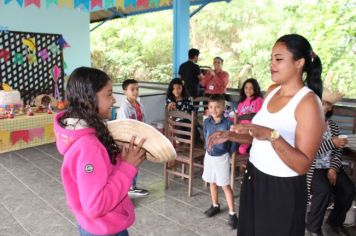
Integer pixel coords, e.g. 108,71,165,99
78,225,129,236
131,173,138,188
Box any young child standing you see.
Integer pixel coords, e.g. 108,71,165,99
117,79,149,196
236,78,263,154
203,94,238,230
54,67,146,236
166,78,194,113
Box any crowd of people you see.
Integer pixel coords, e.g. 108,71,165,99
54,34,354,236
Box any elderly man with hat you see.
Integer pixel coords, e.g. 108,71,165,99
306,87,355,236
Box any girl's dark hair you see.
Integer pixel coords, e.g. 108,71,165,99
276,34,323,98
238,78,262,104
325,109,333,119
166,78,189,102
59,67,120,165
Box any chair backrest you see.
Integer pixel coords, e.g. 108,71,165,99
192,96,209,117
165,110,197,151
332,106,356,134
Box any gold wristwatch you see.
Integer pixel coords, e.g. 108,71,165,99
268,130,280,142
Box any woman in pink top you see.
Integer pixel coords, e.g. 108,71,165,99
54,67,146,236
236,78,263,154
200,57,229,96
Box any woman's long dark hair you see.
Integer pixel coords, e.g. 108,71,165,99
59,67,120,165
166,78,189,102
276,34,323,99
238,78,262,104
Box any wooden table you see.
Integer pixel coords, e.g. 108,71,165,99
0,112,56,153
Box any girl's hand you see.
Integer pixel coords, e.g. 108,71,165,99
231,124,272,140
327,168,337,186
207,131,230,150
331,137,348,148
167,102,176,111
122,136,147,167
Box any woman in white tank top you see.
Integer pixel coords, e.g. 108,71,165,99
208,34,324,236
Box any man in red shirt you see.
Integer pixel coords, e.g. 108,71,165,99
200,57,229,96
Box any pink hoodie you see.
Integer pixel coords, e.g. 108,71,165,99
54,112,137,235
237,96,263,124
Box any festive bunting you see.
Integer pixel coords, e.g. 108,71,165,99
57,36,70,49
74,0,89,11
91,0,102,10
11,130,30,145
50,65,61,99
160,0,170,7
0,130,11,146
24,0,40,8
149,0,160,7
13,53,24,65
137,0,148,8
48,43,59,54
58,0,72,8
63,61,68,70
0,49,10,62
4,0,12,5
44,123,54,138
104,0,115,9
38,48,49,60
27,53,37,65
46,0,58,8
125,0,136,8
22,37,36,52
0,25,9,34
29,127,44,141
16,0,23,6
115,0,124,9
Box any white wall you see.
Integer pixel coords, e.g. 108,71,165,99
0,1,91,75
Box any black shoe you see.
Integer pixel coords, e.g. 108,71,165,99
128,187,149,196
204,204,220,217
326,219,351,236
228,214,238,229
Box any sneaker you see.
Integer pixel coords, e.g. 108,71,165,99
128,187,149,196
228,214,238,229
204,204,220,217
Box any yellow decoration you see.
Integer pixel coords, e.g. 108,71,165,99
1,83,12,91
0,130,11,146
44,123,55,139
160,0,171,7
59,0,73,8
116,0,124,10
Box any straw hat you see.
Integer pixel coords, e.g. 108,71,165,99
322,87,344,105
107,119,176,163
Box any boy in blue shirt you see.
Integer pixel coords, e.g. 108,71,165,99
203,94,238,229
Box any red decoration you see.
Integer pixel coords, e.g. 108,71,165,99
91,0,102,9
137,0,149,8
11,130,30,145
0,49,10,62
24,0,40,8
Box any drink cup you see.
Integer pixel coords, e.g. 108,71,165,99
338,134,348,141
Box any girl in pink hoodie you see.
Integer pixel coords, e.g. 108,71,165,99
54,67,146,236
236,78,263,154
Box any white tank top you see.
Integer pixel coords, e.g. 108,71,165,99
249,86,312,177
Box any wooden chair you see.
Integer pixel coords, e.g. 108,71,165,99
164,110,206,197
332,106,356,134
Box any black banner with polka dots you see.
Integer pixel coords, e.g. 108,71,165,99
0,30,64,105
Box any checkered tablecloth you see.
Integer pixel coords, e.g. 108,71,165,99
0,112,56,153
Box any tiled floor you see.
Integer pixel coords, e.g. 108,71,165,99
0,144,355,236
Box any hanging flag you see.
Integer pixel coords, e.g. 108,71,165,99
48,43,59,54
4,0,12,5
28,128,44,141
160,0,170,7
0,25,9,34
137,0,148,8
15,0,24,7
46,0,58,8
38,49,49,60
27,53,37,65
22,37,36,52
44,123,55,139
115,0,124,9
57,36,70,49
13,53,24,65
24,0,40,8
104,0,115,9
74,0,89,11
11,130,30,145
58,0,72,9
0,49,10,63
91,0,102,10
149,0,160,7
124,0,136,8
0,130,11,146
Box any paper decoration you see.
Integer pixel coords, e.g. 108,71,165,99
125,0,136,8
74,0,89,11
58,0,72,8
29,127,44,141
13,52,24,65
5,0,24,7
0,49,10,62
57,36,70,49
44,123,54,138
149,0,160,7
91,0,102,9
0,25,9,34
11,130,30,145
38,48,49,60
24,0,40,8
115,0,124,9
160,0,170,6
50,65,61,99
46,0,58,8
48,43,59,54
22,37,36,52
104,0,115,9
137,0,149,8
27,53,37,65
0,130,11,146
